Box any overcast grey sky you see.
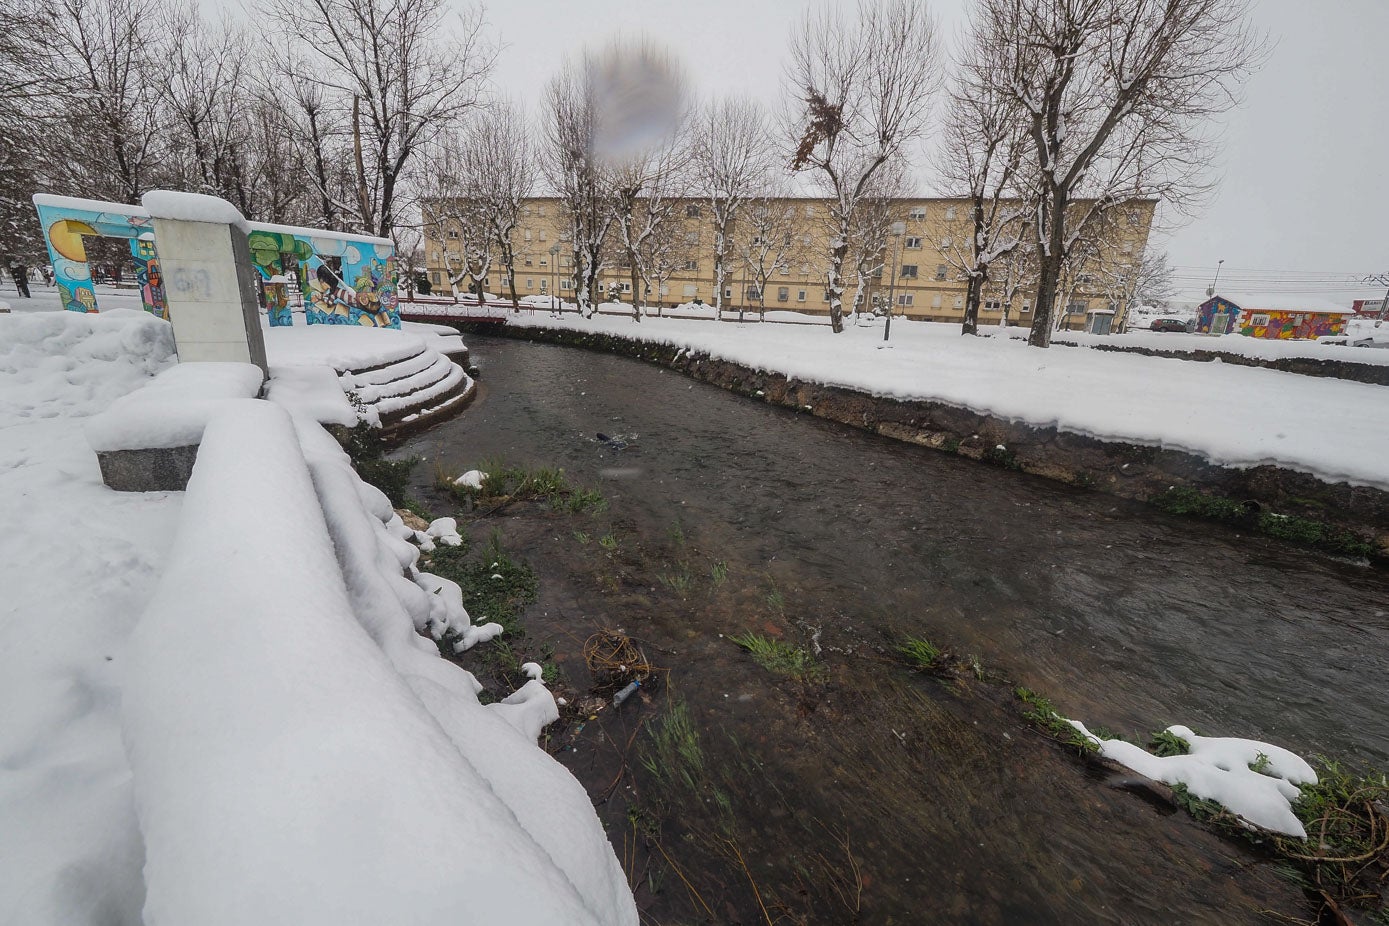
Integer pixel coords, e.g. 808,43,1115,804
485,0,1389,302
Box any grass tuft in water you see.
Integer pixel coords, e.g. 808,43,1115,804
897,636,942,670
440,458,605,514
1015,687,1098,755
729,632,822,680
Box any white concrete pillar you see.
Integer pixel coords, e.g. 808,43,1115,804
141,191,268,376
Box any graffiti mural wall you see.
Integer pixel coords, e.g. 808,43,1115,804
248,223,399,329
32,194,167,318
1197,294,1351,340
32,196,398,329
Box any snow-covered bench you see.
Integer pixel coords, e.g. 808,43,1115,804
85,361,265,491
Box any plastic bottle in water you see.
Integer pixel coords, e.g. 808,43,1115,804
612,679,641,707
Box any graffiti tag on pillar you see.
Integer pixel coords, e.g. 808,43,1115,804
169,268,212,300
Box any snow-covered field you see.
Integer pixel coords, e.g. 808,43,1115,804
0,307,636,926
509,311,1389,491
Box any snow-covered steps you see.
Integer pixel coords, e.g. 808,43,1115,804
263,323,476,438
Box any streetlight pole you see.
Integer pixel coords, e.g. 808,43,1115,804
884,221,906,343
1207,258,1224,298
549,243,560,315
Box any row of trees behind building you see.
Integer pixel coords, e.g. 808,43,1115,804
1,0,1250,346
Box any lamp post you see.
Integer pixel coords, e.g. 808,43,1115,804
549,243,561,314
1207,258,1224,297
884,221,906,343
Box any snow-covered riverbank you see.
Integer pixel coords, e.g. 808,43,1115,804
507,311,1389,492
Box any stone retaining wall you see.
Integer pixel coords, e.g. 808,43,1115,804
466,323,1389,559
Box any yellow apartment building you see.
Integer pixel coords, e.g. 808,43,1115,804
421,196,1155,328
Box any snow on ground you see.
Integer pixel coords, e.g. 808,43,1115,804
0,309,181,925
1068,721,1317,837
1056,324,1389,366
1,308,635,925
264,323,428,371
509,312,1389,491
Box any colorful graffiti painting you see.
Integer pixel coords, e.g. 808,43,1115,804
1238,312,1346,340
248,224,399,329
33,194,168,319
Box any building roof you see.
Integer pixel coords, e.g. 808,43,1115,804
1206,293,1354,315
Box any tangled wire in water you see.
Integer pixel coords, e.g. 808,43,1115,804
582,630,656,691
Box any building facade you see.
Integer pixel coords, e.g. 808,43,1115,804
422,196,1156,328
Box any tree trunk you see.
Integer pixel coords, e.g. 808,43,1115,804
827,227,849,334
962,272,983,336
1028,190,1068,348
630,263,641,322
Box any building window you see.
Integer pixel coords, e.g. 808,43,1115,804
686,203,702,218
539,231,547,242
954,295,964,309
1021,302,1031,313
932,294,942,308
900,264,918,279
905,237,922,249
797,289,806,302
683,283,697,297
984,300,1002,310
897,293,913,307
525,257,533,266
779,263,790,275
620,282,632,293
1066,301,1087,314
538,205,547,217
777,286,789,302
909,207,926,220
684,260,698,271
431,271,440,285
526,278,533,289
940,236,953,249
561,279,571,290
747,286,761,300
945,206,957,221
805,204,815,218
539,279,548,292
659,283,669,296
447,230,458,238
724,287,732,298
935,265,948,281
539,259,547,267
524,230,532,241
1251,313,1270,326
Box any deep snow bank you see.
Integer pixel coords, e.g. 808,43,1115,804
0,308,182,926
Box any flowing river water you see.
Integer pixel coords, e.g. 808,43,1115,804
403,334,1389,924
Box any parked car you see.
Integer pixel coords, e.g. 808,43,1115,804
1149,317,1190,333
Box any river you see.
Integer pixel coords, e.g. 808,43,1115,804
402,334,1389,924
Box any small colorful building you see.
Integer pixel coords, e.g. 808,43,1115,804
1196,294,1353,340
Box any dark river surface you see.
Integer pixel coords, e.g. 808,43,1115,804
403,334,1389,924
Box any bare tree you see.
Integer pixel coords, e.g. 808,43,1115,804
52,0,164,203
460,103,535,310
937,22,1030,336
786,0,941,333
542,57,614,316
693,97,773,319
846,160,909,321
157,4,249,200
266,0,495,238
979,0,1265,347
736,190,805,322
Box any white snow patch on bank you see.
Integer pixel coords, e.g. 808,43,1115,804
85,361,264,451
509,313,1389,491
1068,721,1317,837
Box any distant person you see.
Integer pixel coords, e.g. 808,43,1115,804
8,261,30,298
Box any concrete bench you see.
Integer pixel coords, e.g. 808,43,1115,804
85,362,265,491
